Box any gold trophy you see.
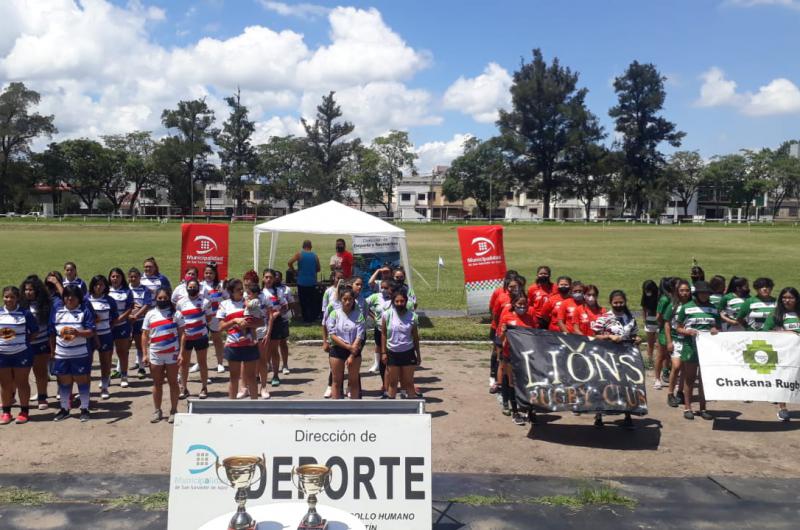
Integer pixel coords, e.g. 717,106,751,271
215,455,267,530
292,464,332,530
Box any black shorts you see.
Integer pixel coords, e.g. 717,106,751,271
387,348,418,366
184,336,210,352
224,345,259,362
329,345,362,360
489,327,496,341
270,319,290,340
373,328,382,348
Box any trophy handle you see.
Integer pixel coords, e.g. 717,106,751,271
291,466,300,492
247,454,267,500
214,457,232,488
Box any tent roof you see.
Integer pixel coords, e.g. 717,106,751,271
254,201,405,236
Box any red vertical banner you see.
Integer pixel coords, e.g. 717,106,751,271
457,225,507,315
181,224,230,280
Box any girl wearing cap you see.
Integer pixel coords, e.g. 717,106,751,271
737,277,776,331
720,277,749,331
675,281,721,421
381,290,419,400
142,288,181,423
327,286,365,400
762,286,798,422
19,276,52,410
497,292,537,425
0,286,38,425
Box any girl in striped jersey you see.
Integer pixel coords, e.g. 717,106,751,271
719,276,749,331
201,263,226,374
262,269,289,389
142,288,182,423
141,257,172,300
218,279,265,400
274,271,294,375
0,286,38,424
128,268,153,379
62,262,88,297
171,267,199,306
736,277,776,331
763,286,798,422
108,268,134,388
86,275,119,400
49,285,95,423
175,279,212,400
20,276,52,410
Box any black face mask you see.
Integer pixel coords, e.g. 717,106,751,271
156,300,170,309
336,245,344,252
394,277,405,285
558,286,570,295
537,276,550,285
394,304,406,312
187,288,200,297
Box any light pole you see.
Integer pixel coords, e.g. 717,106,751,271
488,172,493,222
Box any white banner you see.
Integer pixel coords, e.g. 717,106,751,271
168,413,432,530
352,236,402,254
697,331,800,403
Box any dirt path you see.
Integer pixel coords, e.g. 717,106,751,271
1,345,797,477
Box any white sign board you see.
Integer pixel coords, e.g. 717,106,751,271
351,236,402,254
169,413,432,530
697,331,800,403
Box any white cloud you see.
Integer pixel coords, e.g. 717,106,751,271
252,116,306,145
443,62,512,123
696,67,800,116
259,1,329,19
415,133,473,174
725,0,800,9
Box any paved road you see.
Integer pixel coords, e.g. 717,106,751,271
1,473,798,529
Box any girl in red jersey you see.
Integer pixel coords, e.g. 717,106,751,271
557,281,585,333
488,270,518,393
492,275,526,393
498,292,538,426
526,266,554,307
574,284,603,336
541,276,572,331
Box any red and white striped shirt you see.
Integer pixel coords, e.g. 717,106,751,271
216,299,254,347
143,308,179,356
175,297,212,341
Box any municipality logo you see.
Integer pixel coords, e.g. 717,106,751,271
470,236,496,257
193,235,218,255
743,339,778,375
186,444,218,474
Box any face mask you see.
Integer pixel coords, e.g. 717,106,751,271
509,287,520,296
382,290,391,299
156,300,170,310
395,278,405,285
394,304,406,312
558,286,570,295
336,245,344,252
585,295,596,304
187,288,200,297
572,293,584,303
537,276,550,285
514,307,526,315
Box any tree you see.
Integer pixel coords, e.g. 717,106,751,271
258,136,314,213
666,151,705,217
102,131,160,215
769,141,800,216
160,99,218,214
302,92,357,203
0,82,57,210
58,139,114,215
497,49,587,219
370,130,417,214
32,143,68,215
443,137,510,217
217,89,257,215
609,61,685,217
705,151,772,219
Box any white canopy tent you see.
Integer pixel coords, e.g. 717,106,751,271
253,201,411,286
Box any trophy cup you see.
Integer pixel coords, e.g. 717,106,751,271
215,455,267,530
291,464,332,530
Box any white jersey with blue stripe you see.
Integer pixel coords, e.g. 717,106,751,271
143,308,179,354
175,297,212,340
86,295,118,336
108,287,133,327
129,284,153,321
0,306,37,355
50,305,95,359
141,274,171,299
62,277,87,296
26,302,50,346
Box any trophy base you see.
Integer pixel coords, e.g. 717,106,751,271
228,524,256,530
297,520,328,530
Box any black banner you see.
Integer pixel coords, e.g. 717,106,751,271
507,328,648,415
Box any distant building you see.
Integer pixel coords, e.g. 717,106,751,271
393,166,472,220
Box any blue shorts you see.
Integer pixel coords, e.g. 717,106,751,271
0,351,33,369
112,323,132,340
93,333,114,353
132,320,144,336
224,345,259,362
52,355,92,376
30,341,51,356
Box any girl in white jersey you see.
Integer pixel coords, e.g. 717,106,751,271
108,268,134,388
171,267,199,306
86,275,119,400
142,288,182,423
262,269,289,389
326,286,365,400
128,268,153,379
49,285,95,423
202,263,226,373
141,257,172,300
381,290,420,399
0,286,38,425
176,279,213,400
62,261,87,297
274,271,294,375
20,276,53,410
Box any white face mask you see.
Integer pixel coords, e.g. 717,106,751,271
585,295,596,305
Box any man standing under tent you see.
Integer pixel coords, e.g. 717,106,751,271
330,238,354,279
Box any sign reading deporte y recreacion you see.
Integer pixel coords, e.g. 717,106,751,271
168,413,432,530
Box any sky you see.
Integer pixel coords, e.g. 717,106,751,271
2,0,800,172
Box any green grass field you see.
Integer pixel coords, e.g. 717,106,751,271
2,219,799,339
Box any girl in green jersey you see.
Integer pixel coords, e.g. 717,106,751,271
665,279,690,408
675,281,721,420
709,275,725,309
736,277,776,331
720,277,749,331
656,277,676,388
763,286,799,422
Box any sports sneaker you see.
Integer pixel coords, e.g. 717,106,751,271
282,366,291,375
489,383,500,394
151,409,163,423
198,388,208,400
700,410,713,420
667,394,679,408
489,376,496,388
137,367,147,379
323,386,332,399
53,408,70,422
167,412,176,424
271,377,280,387
189,363,200,373
216,364,225,373
777,409,790,422
676,391,685,404
79,409,90,422
0,412,13,425
110,369,121,379
380,392,390,399
120,377,129,388
15,411,29,424
37,400,48,411
368,359,380,374
236,388,249,399
512,412,526,426
131,362,140,370
683,410,695,420
501,404,511,416
260,388,271,399
100,387,110,400
653,380,663,390
178,388,189,400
